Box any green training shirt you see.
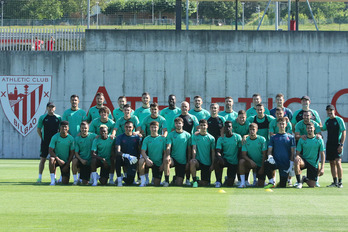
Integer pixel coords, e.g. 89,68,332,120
112,108,134,123
246,107,271,118
89,118,115,135
141,115,167,137
142,135,166,166
62,108,87,137
160,107,181,133
75,132,97,164
219,110,238,122
49,133,75,162
86,106,113,123
296,137,325,168
166,130,191,164
216,133,242,165
134,107,151,125
91,136,114,165
269,118,293,134
242,135,267,167
192,133,215,166
189,108,211,121
231,119,250,137
295,119,321,136
114,115,140,136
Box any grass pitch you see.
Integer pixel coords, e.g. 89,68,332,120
0,159,348,231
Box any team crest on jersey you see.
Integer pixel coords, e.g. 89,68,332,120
0,76,52,136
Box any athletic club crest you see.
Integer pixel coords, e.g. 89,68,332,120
0,76,52,136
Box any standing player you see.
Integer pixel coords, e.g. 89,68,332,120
295,111,321,141
74,122,97,185
264,118,296,188
115,121,141,186
62,94,87,138
215,121,242,187
86,92,113,123
141,102,167,137
112,104,140,137
164,117,191,186
160,94,181,133
269,93,293,121
113,96,134,122
219,97,238,121
36,102,61,183
291,95,321,127
89,106,115,135
246,94,270,118
238,123,267,187
48,121,75,185
188,95,210,121
177,101,199,135
269,107,292,136
134,92,151,125
294,122,325,189
321,105,346,188
207,103,226,143
90,125,114,186
139,121,166,187
232,110,250,140
190,119,215,187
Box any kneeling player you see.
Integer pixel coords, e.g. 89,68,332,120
215,121,242,187
139,121,166,186
294,122,325,188
190,119,215,187
264,118,296,188
48,121,75,185
164,117,191,186
238,123,267,187
74,122,97,185
90,125,114,186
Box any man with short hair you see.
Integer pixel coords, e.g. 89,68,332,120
62,94,87,138
238,123,267,187
232,110,250,139
189,95,210,121
164,117,191,186
36,102,61,183
112,96,134,122
112,104,140,137
74,122,97,185
139,121,166,187
177,101,199,135
115,121,141,186
134,92,151,125
89,106,115,135
48,121,75,185
270,93,293,121
291,95,321,127
295,110,321,141
219,97,238,121
294,122,325,189
269,107,292,136
160,94,181,133
90,125,115,186
190,119,215,187
141,102,167,137
246,93,270,118
87,92,113,123
321,105,346,188
215,121,242,187
207,103,226,143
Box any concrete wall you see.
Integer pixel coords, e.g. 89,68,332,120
0,30,347,160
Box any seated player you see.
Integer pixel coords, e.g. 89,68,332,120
164,117,191,186
141,102,167,137
294,122,325,189
214,121,242,187
190,119,215,187
139,121,166,187
269,107,292,136
48,121,75,185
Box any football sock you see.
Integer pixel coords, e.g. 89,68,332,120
240,175,245,185
253,173,257,182
109,173,114,181
296,175,301,183
77,173,80,180
165,175,169,183
333,177,337,184
91,172,97,184
140,175,146,185
339,178,342,183
50,173,55,184
73,175,77,182
38,174,42,180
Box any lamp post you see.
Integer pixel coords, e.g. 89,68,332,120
242,2,245,30
87,0,90,29
152,0,154,24
96,1,99,29
1,1,4,27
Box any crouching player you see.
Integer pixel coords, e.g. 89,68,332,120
294,122,325,189
139,121,166,187
214,121,242,187
238,123,267,187
48,121,75,185
90,125,114,186
74,122,97,185
264,118,296,188
190,119,215,187
164,117,191,186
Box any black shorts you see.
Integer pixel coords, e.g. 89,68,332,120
255,166,265,180
326,144,341,161
172,158,186,179
95,159,110,179
197,160,211,182
40,141,50,158
55,162,70,177
301,158,318,181
151,164,163,180
222,158,238,179
78,160,91,181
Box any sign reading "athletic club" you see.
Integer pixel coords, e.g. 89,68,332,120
0,76,52,136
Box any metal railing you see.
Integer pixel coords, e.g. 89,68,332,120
0,28,85,51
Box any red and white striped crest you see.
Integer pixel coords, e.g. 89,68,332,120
0,76,52,136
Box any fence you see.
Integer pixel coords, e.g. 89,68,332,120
0,28,85,51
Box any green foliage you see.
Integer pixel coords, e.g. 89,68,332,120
23,0,63,20
198,1,239,19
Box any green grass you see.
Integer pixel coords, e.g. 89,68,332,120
1,159,348,231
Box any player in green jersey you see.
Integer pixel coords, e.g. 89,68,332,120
134,92,151,125
164,117,191,186
269,107,292,136
239,123,267,188
190,119,215,187
89,106,115,135
48,121,75,185
112,96,134,122
294,122,325,189
219,97,238,121
62,94,87,137
160,94,181,133
246,93,270,117
74,122,97,185
188,95,210,121
291,95,322,128
232,110,250,140
139,121,167,187
86,92,113,123
112,104,140,136
215,121,242,187
295,110,322,141
90,125,115,186
141,102,167,137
